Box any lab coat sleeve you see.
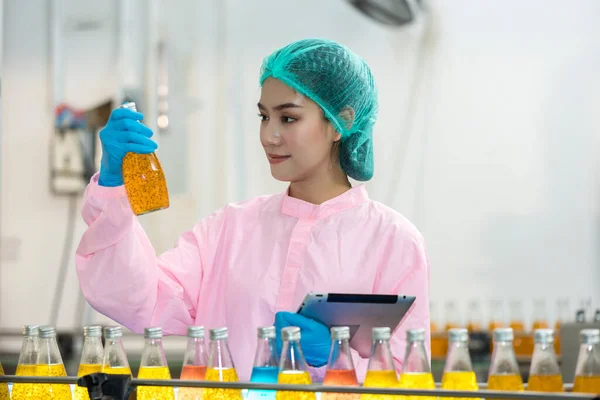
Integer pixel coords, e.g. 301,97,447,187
75,173,224,335
351,230,431,381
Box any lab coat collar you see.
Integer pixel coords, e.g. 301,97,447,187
281,185,369,220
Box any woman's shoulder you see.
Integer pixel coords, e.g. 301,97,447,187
361,198,424,242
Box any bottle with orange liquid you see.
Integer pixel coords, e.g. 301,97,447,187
362,327,399,400
277,326,315,400
466,300,483,332
572,329,600,394
509,300,526,356
179,326,208,400
75,326,105,400
322,326,359,400
443,301,461,358
248,326,279,400
527,329,563,392
35,326,72,399
399,328,435,400
554,298,571,355
11,325,39,400
137,327,175,400
102,326,132,375
488,299,505,354
487,328,523,395
430,301,445,359
441,328,479,400
205,327,243,400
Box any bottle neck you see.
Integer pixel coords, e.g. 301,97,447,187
280,339,308,372
81,336,104,365
531,342,560,376
18,336,38,365
253,337,278,368
37,337,63,365
140,338,168,367
403,340,431,373
103,338,129,369
367,339,395,372
490,340,519,375
184,337,207,367
575,343,600,376
328,339,355,371
444,341,473,372
208,339,235,369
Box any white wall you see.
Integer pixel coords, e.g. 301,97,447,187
1,0,599,338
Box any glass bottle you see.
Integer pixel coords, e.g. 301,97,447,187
11,325,39,400
362,327,398,400
430,301,445,359
527,329,563,392
102,326,132,375
466,300,483,332
487,328,523,393
554,298,571,355
248,326,279,400
277,326,315,400
75,326,105,400
179,326,207,400
488,299,505,331
204,327,242,400
137,327,174,400
509,300,526,356
572,329,600,393
120,101,170,215
441,328,478,399
35,325,72,399
323,326,359,400
0,359,7,400
398,328,435,400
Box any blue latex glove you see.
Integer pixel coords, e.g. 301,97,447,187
98,107,157,187
274,311,331,368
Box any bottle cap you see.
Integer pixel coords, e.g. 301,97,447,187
580,329,600,345
494,328,514,342
407,328,426,342
187,326,205,339
121,102,137,112
84,325,103,338
210,327,228,341
144,327,163,339
372,327,391,341
257,326,276,339
534,329,555,344
39,326,56,338
22,325,39,337
103,326,123,339
331,326,350,341
448,328,469,342
282,327,301,341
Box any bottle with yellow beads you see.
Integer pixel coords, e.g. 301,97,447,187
0,359,7,400
572,329,600,394
441,328,479,399
204,327,242,400
120,101,169,215
35,326,72,399
399,328,435,400
11,325,39,400
277,326,315,400
75,326,105,400
362,327,398,400
527,329,563,392
102,326,132,376
137,327,175,400
487,328,523,395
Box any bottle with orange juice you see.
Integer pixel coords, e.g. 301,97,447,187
509,300,527,356
487,328,524,395
554,298,571,355
527,329,563,392
441,329,479,400
572,329,600,394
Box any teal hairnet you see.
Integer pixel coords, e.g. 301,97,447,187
259,38,378,181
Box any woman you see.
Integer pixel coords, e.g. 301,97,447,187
76,38,430,381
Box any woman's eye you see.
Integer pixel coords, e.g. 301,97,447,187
281,116,297,123
257,113,269,122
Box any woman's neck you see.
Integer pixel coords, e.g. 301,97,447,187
288,165,351,205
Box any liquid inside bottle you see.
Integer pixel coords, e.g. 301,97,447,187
248,326,279,400
466,300,483,332
137,327,174,400
361,327,398,400
11,325,39,400
572,329,600,394
277,326,316,400
120,102,170,215
322,326,359,400
441,328,478,400
179,326,208,400
398,328,435,400
75,326,105,400
204,327,242,400
527,329,563,392
102,326,132,376
0,361,8,400
429,302,445,359
35,326,72,400
487,328,524,397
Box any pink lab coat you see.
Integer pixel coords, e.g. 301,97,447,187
76,174,431,381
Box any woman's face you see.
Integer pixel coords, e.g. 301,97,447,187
258,77,341,182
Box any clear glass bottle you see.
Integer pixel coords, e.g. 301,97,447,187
466,300,483,332
277,326,315,400
527,329,563,392
362,327,398,400
488,299,505,331
101,326,132,375
204,327,242,400
248,326,279,400
120,101,169,215
430,301,445,359
554,298,571,355
36,325,72,399
572,329,600,393
323,326,359,400
441,328,478,399
11,325,39,400
509,300,527,356
137,327,174,400
179,326,207,400
398,328,435,400
487,328,523,392
75,326,105,400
